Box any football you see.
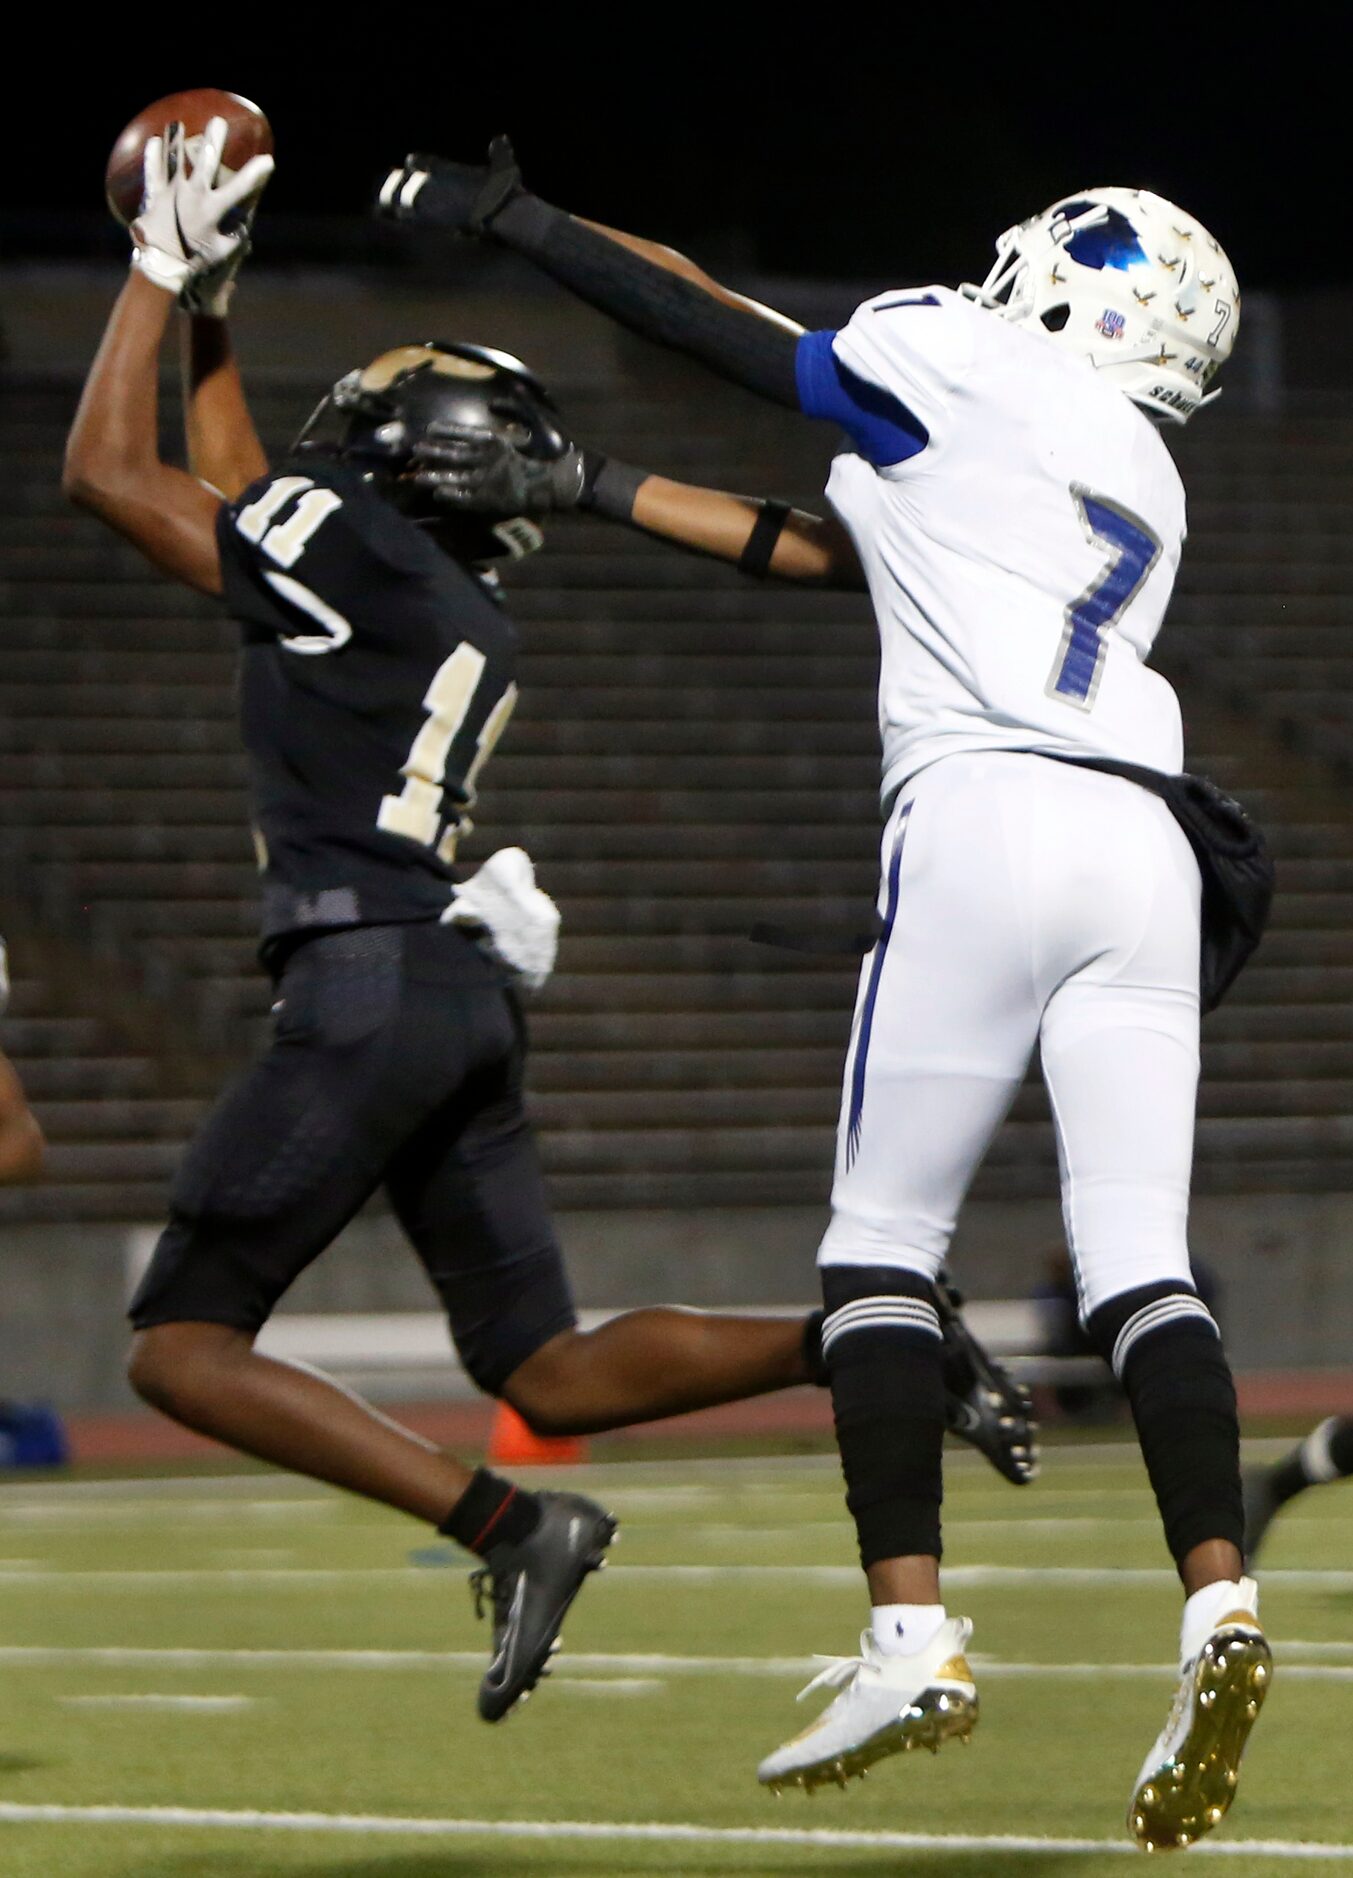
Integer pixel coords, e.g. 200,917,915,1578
104,89,272,225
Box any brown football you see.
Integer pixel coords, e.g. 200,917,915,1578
105,88,272,225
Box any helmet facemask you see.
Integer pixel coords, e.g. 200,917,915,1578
961,189,1240,424
292,342,569,560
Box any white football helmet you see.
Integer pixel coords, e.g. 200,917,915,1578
961,187,1239,423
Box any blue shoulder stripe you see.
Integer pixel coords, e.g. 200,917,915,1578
794,329,929,466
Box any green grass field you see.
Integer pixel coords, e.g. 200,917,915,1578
0,1437,1350,1877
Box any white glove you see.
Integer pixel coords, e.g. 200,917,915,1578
0,937,9,1018
131,117,273,309
443,847,561,992
180,247,247,320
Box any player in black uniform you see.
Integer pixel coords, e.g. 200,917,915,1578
64,124,839,1723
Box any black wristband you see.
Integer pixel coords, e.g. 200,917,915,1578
739,500,792,577
579,450,648,522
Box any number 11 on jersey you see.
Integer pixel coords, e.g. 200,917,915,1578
1048,485,1162,710
377,644,518,861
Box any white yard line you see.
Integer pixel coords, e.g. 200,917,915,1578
0,1443,1290,1508
0,1475,330,1501
0,1502,332,1526
0,1446,1156,1503
614,1563,1353,1589
0,1645,810,1676
971,1663,1353,1683
4,1645,1352,1684
694,1518,1169,1538
0,1802,1350,1858
3,1561,1353,1589
0,1567,425,1588
210,1550,297,1566
58,1695,256,1713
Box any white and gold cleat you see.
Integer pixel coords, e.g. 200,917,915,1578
1128,1580,1271,1853
757,1620,977,1794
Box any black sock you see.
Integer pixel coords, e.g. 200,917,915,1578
1331,1417,1353,1477
1085,1281,1242,1566
1270,1450,1314,1507
439,1468,541,1555
1272,1415,1353,1504
822,1265,945,1569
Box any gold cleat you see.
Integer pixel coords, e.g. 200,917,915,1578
766,1682,979,1793
1128,1615,1272,1853
757,1625,979,1794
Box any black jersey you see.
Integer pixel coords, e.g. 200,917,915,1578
216,457,519,959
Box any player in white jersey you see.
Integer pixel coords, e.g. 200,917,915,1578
812,283,1188,790
380,163,1272,1848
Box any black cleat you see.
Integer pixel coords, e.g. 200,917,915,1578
1242,1464,1282,1565
470,1490,617,1721
936,1273,1039,1485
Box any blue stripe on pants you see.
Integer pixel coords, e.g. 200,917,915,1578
845,802,912,1168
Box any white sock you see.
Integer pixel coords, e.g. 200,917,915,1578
1179,1576,1259,1670
1300,1416,1343,1486
871,1602,947,1657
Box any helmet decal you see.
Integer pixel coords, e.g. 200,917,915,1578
1062,206,1149,273
961,187,1240,424
355,346,497,392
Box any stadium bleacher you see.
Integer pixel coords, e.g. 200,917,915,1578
3,369,1353,1227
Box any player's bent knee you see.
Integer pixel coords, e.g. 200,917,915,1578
1081,1279,1219,1378
497,1328,593,1436
127,1322,253,1414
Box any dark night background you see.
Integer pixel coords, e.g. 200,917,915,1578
4,28,1338,293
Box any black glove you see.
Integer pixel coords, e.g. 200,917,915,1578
413,426,587,516
375,135,522,234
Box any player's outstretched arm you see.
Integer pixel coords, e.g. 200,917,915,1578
64,119,273,592
601,465,865,589
375,142,805,410
419,426,864,588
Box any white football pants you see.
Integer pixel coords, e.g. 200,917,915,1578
818,752,1203,1320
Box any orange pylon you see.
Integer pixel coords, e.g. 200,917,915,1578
487,1402,587,1465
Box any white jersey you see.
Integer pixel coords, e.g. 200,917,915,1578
803,286,1187,802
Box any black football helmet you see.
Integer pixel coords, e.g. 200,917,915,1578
292,341,569,560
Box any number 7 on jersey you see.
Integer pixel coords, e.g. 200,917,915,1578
1048,485,1162,710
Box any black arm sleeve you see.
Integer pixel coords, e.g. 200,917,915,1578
491,195,802,409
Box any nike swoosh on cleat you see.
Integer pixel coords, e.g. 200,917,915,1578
485,1577,527,1690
